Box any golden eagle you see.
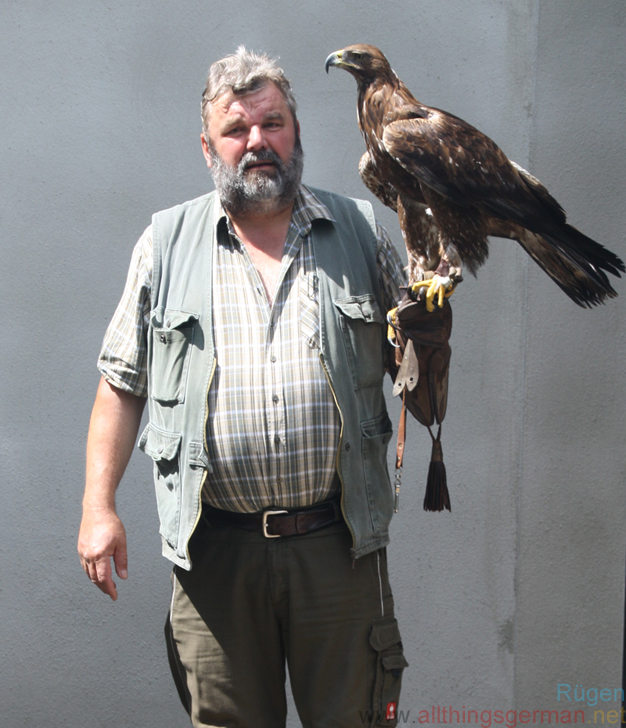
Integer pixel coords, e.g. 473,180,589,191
325,44,624,308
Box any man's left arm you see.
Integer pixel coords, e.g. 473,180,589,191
374,222,406,380
375,222,406,313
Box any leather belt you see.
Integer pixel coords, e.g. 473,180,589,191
204,498,342,539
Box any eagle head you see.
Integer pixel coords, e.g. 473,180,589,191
325,44,393,86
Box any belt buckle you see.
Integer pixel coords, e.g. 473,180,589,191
262,509,288,538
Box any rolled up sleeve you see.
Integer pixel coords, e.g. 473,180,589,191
97,226,153,398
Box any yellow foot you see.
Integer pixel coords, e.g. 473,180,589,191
411,274,455,312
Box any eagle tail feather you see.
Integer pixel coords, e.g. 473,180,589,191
517,227,621,307
550,224,625,278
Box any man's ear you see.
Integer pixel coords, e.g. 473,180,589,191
201,133,213,168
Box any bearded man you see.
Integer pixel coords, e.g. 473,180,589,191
78,47,409,728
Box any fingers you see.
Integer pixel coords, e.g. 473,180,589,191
114,541,128,580
80,553,118,600
96,555,118,600
77,511,127,601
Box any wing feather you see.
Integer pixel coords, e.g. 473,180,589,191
382,115,567,233
358,151,398,211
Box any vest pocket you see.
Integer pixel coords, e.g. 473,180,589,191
138,423,182,548
361,411,393,531
149,309,199,404
334,295,384,389
369,615,409,727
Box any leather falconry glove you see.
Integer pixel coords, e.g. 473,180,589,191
389,290,453,512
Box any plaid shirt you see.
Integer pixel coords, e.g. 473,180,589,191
99,185,406,512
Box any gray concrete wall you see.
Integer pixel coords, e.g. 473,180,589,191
0,1,623,726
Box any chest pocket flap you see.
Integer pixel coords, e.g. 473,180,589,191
149,308,199,404
334,295,383,324
333,294,384,389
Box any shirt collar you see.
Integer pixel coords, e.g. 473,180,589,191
215,184,335,241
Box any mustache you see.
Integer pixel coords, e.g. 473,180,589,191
239,149,284,172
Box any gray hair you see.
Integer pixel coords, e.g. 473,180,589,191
201,46,297,136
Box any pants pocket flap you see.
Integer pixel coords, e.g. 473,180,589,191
382,652,409,671
370,615,402,652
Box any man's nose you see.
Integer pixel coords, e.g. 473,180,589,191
247,125,267,151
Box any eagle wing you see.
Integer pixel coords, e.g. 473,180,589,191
358,151,398,212
381,112,625,300
382,112,567,232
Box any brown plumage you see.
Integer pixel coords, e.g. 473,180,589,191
325,44,624,307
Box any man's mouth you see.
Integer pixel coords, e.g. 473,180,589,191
245,161,275,171
240,150,282,174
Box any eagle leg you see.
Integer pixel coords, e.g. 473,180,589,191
411,274,455,312
396,195,440,283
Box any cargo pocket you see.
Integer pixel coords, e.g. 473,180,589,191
149,309,199,404
334,294,384,389
138,423,182,548
369,615,409,727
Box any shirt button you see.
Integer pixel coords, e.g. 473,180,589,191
344,442,351,451
158,445,164,454
270,355,277,363
159,334,167,343
276,476,283,484
272,394,279,403
274,435,281,445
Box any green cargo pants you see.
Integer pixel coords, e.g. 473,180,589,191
166,515,408,728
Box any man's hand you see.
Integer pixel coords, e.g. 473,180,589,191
78,377,145,600
78,506,128,601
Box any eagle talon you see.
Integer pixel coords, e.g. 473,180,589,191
410,274,453,312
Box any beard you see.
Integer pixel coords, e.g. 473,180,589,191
208,136,304,217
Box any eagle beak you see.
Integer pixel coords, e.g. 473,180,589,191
325,50,342,73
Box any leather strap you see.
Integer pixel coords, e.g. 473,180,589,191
204,498,342,538
394,390,407,513
396,390,407,471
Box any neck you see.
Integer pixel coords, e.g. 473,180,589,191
227,199,294,252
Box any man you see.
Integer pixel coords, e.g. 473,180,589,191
78,47,409,728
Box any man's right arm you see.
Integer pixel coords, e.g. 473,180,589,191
78,377,146,601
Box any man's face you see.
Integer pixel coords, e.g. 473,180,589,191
201,83,303,216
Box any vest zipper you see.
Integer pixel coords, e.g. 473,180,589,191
319,352,357,559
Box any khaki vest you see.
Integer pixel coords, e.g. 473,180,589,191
138,189,394,569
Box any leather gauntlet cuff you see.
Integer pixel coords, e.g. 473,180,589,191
392,292,452,427
390,291,453,512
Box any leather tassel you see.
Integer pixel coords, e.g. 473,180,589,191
423,431,451,512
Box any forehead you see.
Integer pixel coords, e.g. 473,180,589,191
211,83,292,126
